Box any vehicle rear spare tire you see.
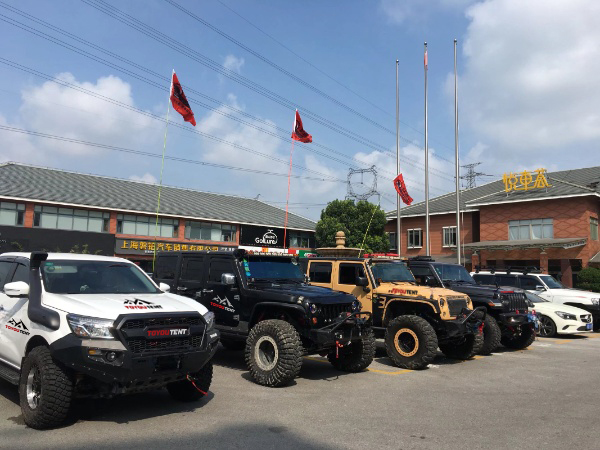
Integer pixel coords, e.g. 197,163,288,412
479,315,502,355
439,330,483,360
501,324,536,349
384,315,438,370
328,328,376,372
167,361,213,402
19,346,74,430
245,319,303,387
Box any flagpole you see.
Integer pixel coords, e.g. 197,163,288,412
424,42,430,256
395,59,401,256
283,111,297,251
153,69,173,270
454,39,461,265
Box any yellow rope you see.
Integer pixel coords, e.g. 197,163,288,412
358,201,380,257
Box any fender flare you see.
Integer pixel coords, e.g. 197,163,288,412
249,302,307,327
379,295,439,322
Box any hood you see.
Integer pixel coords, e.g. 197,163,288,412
44,292,208,319
253,283,356,304
445,282,522,298
543,289,599,301
374,282,468,300
531,302,591,316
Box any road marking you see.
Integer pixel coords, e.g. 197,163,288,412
555,340,573,345
368,368,413,375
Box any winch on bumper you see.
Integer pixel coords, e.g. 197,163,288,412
49,312,220,387
441,307,486,339
308,311,372,347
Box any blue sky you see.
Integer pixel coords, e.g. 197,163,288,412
1,0,598,222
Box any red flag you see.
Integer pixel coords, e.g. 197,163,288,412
170,72,196,126
393,173,413,206
291,110,312,143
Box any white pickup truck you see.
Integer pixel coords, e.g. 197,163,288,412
0,252,219,429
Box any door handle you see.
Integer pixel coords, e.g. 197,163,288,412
202,289,214,294
177,286,187,291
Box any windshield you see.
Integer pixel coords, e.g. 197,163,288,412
434,264,475,283
539,275,565,289
245,256,304,281
41,260,160,294
524,291,549,303
370,262,415,283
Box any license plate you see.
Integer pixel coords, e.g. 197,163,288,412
586,323,592,330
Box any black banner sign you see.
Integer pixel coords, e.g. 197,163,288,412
239,225,285,248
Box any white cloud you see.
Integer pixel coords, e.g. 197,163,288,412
129,173,157,184
380,0,477,23
458,0,600,165
223,55,245,74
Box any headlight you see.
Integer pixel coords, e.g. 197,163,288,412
203,311,215,330
351,300,362,312
591,298,600,306
555,311,577,321
309,303,319,314
67,314,114,339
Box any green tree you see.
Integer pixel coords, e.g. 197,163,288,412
576,267,600,293
315,199,389,254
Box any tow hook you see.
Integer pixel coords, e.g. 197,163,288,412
478,322,484,333
186,374,208,396
335,341,344,359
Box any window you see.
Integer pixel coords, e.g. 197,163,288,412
208,259,235,283
0,261,15,289
388,232,397,250
289,231,313,248
508,219,553,240
0,202,25,226
496,275,518,288
591,217,598,241
472,274,494,285
180,257,205,281
11,264,29,284
117,214,178,238
185,221,236,242
410,266,436,285
407,229,422,248
443,226,457,247
338,263,365,285
34,206,109,232
309,262,332,283
155,255,178,280
519,276,539,290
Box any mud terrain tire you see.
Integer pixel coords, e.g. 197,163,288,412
167,361,213,402
328,328,376,372
480,315,502,355
439,330,483,360
501,324,536,349
245,320,303,387
385,315,438,370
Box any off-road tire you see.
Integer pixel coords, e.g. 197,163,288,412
19,346,74,430
245,320,303,387
220,339,246,351
480,315,502,355
327,329,376,372
385,315,438,370
439,330,483,360
167,361,213,402
501,324,536,349
537,315,557,338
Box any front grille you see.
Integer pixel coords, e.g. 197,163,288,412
122,316,203,329
447,299,468,316
127,335,203,354
500,292,528,312
319,304,352,322
581,315,592,323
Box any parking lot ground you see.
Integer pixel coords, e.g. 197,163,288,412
2,334,600,449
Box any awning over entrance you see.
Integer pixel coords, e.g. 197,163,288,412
590,251,600,265
462,237,587,251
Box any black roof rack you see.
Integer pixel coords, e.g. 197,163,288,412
474,265,541,275
408,256,435,262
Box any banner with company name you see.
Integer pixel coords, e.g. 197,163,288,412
115,238,237,255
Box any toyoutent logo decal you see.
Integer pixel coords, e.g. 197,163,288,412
6,318,30,336
124,299,163,310
147,328,189,337
389,288,419,296
211,295,235,313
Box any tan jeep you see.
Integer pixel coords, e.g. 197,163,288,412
305,257,484,369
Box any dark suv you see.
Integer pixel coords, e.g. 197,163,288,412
406,257,536,355
153,250,375,387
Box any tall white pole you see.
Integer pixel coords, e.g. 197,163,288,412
454,39,461,265
424,42,430,256
396,60,401,255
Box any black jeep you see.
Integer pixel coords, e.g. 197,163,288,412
406,257,535,355
153,250,375,387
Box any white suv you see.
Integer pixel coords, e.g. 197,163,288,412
471,269,600,330
0,252,220,429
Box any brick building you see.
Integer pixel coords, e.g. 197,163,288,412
0,163,316,271
386,166,600,287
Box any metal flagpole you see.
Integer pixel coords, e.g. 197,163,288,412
454,39,461,265
424,42,430,256
396,59,401,256
283,111,297,250
153,69,173,270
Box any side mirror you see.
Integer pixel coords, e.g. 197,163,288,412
221,273,235,285
4,281,29,297
535,285,546,291
355,276,369,287
159,282,171,293
424,276,438,287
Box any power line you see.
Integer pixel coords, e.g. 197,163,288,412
460,162,494,188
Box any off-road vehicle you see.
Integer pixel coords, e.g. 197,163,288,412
305,257,484,370
153,250,374,387
407,257,535,355
0,252,219,429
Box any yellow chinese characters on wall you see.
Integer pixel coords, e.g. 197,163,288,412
502,168,551,193
120,240,220,252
